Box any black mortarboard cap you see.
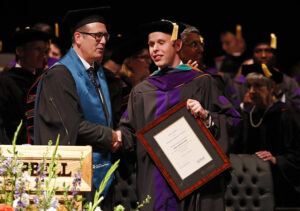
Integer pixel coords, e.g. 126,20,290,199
62,7,110,34
13,28,50,48
143,19,186,41
241,63,283,83
220,24,243,37
254,33,277,49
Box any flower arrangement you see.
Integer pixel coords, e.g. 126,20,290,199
0,121,28,209
0,121,151,210
0,122,78,210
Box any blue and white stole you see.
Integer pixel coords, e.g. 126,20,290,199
59,47,113,195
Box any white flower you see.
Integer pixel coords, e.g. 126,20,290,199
13,198,19,208
95,207,102,211
22,171,31,182
21,193,30,207
46,207,57,211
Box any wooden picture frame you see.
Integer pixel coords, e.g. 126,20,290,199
136,101,230,199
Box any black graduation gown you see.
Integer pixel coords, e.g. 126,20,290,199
34,65,112,150
232,102,300,207
0,67,40,144
119,68,240,211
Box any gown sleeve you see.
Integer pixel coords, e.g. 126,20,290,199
118,88,138,152
193,74,241,153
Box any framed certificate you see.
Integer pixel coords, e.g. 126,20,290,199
136,101,230,199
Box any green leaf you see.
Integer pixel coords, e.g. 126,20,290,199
98,159,120,195
87,159,120,211
12,120,22,154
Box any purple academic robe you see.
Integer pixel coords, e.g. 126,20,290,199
119,66,240,211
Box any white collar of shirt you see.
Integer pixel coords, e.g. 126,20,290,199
15,62,36,75
75,51,94,70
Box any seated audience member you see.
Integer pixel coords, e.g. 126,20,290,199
248,34,300,110
211,25,250,109
215,25,249,78
232,63,300,207
103,34,152,124
179,24,205,71
179,24,241,107
0,28,50,144
32,22,63,66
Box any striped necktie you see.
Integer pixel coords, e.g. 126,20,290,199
87,67,110,126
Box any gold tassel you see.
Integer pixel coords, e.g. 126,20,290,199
236,24,242,39
261,63,272,78
270,33,277,49
161,19,179,41
199,35,204,45
55,22,59,38
171,22,179,41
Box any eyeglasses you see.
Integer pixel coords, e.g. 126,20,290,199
78,31,110,42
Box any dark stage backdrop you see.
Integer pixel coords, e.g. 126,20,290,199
0,0,299,73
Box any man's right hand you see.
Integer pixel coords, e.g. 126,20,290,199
111,130,122,152
187,60,199,69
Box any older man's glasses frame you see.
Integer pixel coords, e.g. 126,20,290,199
78,31,110,42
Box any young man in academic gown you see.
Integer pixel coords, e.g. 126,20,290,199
117,20,240,211
33,7,122,207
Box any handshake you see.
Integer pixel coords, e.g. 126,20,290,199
111,130,122,152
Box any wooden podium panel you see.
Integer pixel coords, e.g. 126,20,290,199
0,145,92,192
